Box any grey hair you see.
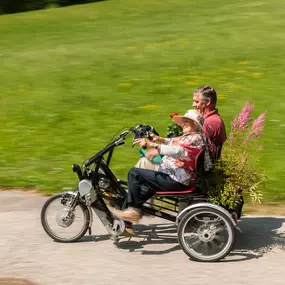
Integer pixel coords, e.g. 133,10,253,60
194,85,217,105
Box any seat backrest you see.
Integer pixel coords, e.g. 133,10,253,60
215,143,223,160
193,148,206,179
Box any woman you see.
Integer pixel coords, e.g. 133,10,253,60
114,110,205,223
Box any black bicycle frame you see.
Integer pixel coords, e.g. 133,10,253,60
75,126,206,226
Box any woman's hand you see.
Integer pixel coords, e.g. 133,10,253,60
133,138,159,149
146,149,160,159
133,138,150,148
150,134,164,143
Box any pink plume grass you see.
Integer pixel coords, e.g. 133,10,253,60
229,100,254,145
231,115,239,132
257,145,263,151
246,112,266,142
238,100,255,131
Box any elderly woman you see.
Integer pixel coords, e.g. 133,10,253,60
114,110,206,223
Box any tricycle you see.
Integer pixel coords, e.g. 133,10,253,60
41,124,240,262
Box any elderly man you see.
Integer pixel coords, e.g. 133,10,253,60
192,85,226,159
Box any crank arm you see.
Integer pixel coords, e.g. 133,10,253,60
91,195,125,238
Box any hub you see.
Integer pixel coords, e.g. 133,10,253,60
56,209,75,228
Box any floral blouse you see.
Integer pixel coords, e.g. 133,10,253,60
158,133,205,186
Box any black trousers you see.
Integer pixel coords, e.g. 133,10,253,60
127,167,189,208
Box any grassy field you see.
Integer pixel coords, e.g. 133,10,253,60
1,0,285,204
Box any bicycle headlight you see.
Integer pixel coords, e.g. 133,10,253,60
78,179,92,196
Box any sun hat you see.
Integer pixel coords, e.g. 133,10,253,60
173,109,204,128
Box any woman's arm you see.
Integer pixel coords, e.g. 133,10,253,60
151,134,170,144
159,145,188,158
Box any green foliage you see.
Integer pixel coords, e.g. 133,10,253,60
166,123,183,138
57,0,103,6
0,0,102,14
203,101,267,209
0,0,47,14
205,148,266,209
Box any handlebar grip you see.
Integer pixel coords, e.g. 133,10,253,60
152,129,159,136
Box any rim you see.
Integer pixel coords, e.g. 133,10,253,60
44,196,87,241
180,210,233,261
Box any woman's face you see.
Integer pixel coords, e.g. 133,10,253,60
180,120,197,134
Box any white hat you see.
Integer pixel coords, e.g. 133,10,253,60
173,109,204,128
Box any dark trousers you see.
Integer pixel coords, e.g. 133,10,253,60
127,167,189,208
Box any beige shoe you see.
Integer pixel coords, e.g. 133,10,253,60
122,227,136,236
114,207,142,223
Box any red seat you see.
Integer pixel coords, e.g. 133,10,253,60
155,148,205,196
155,184,197,195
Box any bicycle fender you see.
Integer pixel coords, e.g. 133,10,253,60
176,202,237,227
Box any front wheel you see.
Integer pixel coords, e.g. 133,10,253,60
41,193,90,242
177,207,236,262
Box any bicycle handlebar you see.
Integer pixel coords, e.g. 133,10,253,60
83,124,158,168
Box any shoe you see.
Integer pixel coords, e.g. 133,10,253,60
113,207,142,223
122,227,136,236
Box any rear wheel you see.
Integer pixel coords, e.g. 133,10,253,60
177,207,235,262
41,193,90,242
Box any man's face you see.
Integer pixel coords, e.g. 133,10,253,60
192,93,207,115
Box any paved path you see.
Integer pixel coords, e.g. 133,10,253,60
0,192,284,285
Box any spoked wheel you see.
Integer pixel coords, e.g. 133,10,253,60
177,207,236,262
41,193,90,243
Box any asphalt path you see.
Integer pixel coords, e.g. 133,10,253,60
0,192,284,285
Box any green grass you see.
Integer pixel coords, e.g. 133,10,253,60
1,0,285,203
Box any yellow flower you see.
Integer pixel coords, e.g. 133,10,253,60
218,94,227,100
119,83,133,87
252,72,263,78
184,81,200,86
187,75,203,79
125,46,137,50
237,61,248,65
223,83,247,91
234,70,247,73
137,104,158,110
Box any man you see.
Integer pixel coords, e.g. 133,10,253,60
192,85,226,158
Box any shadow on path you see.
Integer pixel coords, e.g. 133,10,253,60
113,217,285,261
233,216,285,252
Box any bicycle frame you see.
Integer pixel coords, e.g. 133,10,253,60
71,125,210,230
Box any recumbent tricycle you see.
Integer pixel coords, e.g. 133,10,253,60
41,124,242,262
